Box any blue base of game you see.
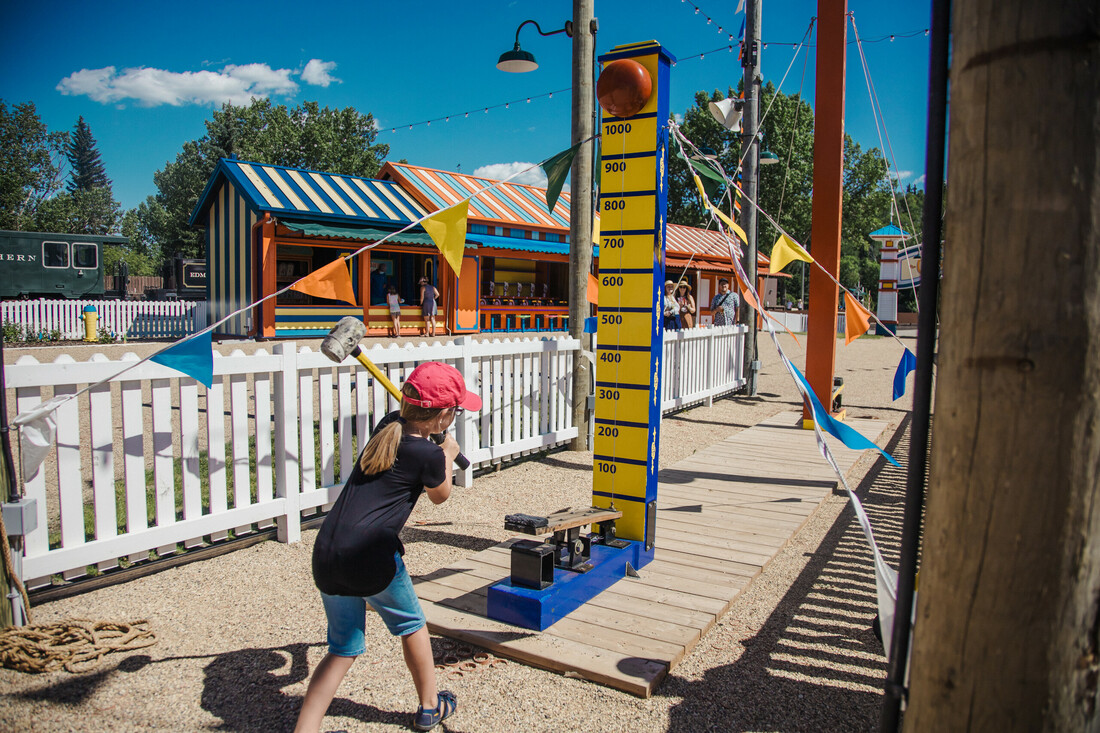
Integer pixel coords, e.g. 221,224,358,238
486,540,654,631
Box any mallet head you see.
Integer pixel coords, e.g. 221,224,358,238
320,316,367,363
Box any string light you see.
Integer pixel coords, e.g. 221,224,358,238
376,27,927,135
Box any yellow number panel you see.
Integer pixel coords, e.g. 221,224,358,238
597,272,655,308
601,117,658,156
592,460,648,497
600,234,658,269
594,386,653,424
599,195,655,231
592,421,649,460
600,155,657,194
596,312,652,348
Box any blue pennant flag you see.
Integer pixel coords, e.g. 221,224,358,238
893,349,917,401
583,316,598,334
150,331,214,388
790,361,900,467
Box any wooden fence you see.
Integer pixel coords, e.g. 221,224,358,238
4,326,745,587
1,298,208,340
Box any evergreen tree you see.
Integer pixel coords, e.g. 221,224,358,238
67,116,110,192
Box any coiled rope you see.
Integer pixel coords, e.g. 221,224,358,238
0,618,157,674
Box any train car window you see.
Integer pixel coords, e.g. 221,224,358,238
43,241,70,268
73,243,98,269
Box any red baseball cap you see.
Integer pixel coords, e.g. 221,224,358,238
402,362,482,411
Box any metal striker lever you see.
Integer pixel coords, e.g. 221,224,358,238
320,317,470,471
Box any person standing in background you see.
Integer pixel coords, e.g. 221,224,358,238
662,280,681,330
710,278,740,326
371,263,387,305
676,282,696,329
419,277,440,338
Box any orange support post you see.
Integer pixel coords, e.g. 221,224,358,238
804,0,847,426
260,215,277,338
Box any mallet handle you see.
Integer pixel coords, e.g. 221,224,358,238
349,347,470,471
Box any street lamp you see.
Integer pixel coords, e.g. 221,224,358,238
496,5,597,450
497,20,574,73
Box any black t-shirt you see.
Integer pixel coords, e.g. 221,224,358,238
312,411,447,597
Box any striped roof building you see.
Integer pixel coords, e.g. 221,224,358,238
189,158,429,228
380,162,571,232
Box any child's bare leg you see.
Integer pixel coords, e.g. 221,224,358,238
401,627,438,709
294,653,356,733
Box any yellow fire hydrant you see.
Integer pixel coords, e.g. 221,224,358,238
82,305,98,342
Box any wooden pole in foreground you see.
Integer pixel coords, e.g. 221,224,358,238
903,1,1100,729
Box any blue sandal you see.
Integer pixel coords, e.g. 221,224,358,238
413,690,456,731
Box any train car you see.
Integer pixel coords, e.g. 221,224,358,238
144,257,208,301
0,229,128,299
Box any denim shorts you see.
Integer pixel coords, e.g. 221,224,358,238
320,552,426,656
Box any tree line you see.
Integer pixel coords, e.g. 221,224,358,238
0,99,388,277
666,84,925,311
2,88,921,308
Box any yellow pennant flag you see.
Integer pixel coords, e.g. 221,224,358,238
290,258,357,306
769,233,813,274
844,291,873,345
422,201,469,275
592,212,600,246
693,174,709,204
708,203,748,244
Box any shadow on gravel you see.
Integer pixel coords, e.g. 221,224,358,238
660,416,911,732
198,642,412,731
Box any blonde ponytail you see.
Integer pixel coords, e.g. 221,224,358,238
356,382,447,475
358,421,403,474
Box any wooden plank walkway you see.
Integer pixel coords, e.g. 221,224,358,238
415,410,890,697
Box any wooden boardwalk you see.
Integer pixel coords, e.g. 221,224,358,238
414,410,890,696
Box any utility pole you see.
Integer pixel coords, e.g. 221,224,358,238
568,0,595,449
901,1,1100,729
740,0,762,395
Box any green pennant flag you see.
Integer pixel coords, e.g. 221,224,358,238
541,142,582,214
677,151,725,201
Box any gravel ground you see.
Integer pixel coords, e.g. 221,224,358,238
0,330,920,732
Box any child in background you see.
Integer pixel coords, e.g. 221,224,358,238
386,285,403,337
295,362,482,733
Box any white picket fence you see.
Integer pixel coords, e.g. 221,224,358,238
659,325,747,411
1,298,208,340
4,326,745,587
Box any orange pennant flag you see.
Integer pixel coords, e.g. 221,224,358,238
587,273,599,305
290,258,357,306
766,311,801,346
736,274,761,312
844,291,873,344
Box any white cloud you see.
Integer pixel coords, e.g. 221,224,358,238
57,62,303,107
888,169,914,181
473,162,548,187
302,59,341,87
911,174,926,188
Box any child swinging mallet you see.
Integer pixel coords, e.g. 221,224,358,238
295,362,481,732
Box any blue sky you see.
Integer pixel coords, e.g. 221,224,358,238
0,0,931,212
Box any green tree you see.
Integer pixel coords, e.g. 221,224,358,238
0,100,68,230
66,116,110,192
34,187,121,235
136,99,389,260
667,84,921,309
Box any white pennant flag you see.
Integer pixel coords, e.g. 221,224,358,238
12,395,71,480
